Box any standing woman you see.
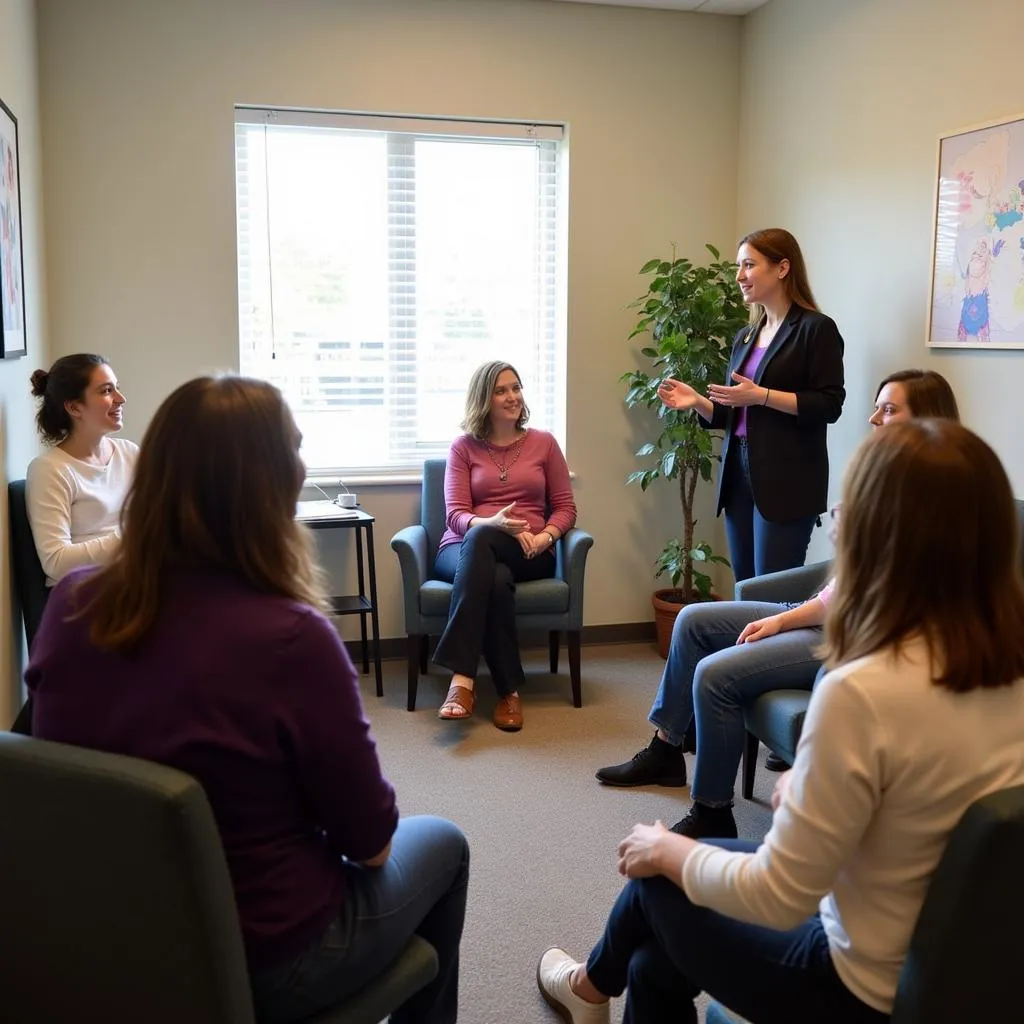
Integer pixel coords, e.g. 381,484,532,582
433,360,576,731
26,353,138,586
658,229,845,582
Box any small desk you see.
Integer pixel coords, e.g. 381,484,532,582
297,506,382,696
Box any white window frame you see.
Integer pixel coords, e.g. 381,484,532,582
234,106,569,478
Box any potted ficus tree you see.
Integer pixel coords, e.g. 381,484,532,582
621,243,748,657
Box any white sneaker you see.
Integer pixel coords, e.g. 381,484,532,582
536,947,610,1024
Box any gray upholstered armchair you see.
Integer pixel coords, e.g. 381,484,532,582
390,458,594,712
0,732,438,1024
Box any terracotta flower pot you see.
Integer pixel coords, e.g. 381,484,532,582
651,588,685,659
651,588,721,659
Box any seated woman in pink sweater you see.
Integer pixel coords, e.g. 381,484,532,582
433,360,576,732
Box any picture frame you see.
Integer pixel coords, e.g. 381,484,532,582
0,96,27,360
926,111,1024,349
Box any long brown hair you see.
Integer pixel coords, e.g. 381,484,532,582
77,376,328,650
822,419,1024,692
875,368,960,421
739,228,819,325
461,360,530,440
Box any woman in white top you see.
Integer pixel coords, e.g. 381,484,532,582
539,418,1024,1024
26,353,139,586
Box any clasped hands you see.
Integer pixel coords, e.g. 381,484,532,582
616,771,794,880
658,372,766,410
487,502,553,559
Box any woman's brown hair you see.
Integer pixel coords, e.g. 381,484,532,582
76,376,328,650
822,419,1024,692
875,368,960,422
30,353,108,444
461,360,530,440
739,228,819,325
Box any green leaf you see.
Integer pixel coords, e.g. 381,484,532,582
639,258,662,274
635,442,657,457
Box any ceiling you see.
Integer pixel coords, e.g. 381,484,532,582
546,0,771,14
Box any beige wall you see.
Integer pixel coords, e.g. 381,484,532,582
34,0,743,649
0,0,47,722
739,0,1024,562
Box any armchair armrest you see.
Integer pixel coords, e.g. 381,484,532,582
557,527,594,629
734,560,832,604
390,525,430,629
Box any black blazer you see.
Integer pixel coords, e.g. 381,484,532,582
705,305,845,522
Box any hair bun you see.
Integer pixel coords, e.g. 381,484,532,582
29,369,49,397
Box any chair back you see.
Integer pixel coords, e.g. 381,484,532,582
421,458,449,575
8,479,50,648
0,732,257,1023
891,784,1024,1022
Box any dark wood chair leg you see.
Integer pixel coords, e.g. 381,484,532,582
742,731,759,800
568,630,582,708
419,634,429,673
549,631,560,673
407,636,421,711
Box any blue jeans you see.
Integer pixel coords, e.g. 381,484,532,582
585,840,889,1024
722,442,817,583
650,601,821,806
250,816,470,1024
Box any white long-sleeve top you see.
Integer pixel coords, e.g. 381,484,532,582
681,638,1024,1013
25,438,140,586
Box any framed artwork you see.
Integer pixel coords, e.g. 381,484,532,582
0,97,26,359
927,111,1024,349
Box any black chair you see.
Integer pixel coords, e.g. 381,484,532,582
707,783,1024,1023
8,479,49,649
0,732,438,1024
8,479,49,733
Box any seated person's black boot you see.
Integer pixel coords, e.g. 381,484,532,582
595,733,686,787
669,801,738,840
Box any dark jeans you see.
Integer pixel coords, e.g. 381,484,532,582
432,525,554,696
722,442,816,583
250,816,469,1024
585,839,889,1024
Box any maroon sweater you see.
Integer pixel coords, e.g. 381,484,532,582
26,567,398,971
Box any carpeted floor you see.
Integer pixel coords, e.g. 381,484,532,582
359,640,776,1024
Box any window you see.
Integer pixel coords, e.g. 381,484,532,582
234,107,567,475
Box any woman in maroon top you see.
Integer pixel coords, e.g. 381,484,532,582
26,376,469,1024
433,360,577,731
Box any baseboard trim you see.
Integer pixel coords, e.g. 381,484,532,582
343,621,656,664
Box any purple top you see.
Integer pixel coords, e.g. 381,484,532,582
734,343,769,438
438,428,577,551
25,566,398,971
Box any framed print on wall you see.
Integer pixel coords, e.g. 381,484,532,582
927,111,1024,349
0,96,27,360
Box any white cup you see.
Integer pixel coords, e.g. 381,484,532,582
337,493,357,508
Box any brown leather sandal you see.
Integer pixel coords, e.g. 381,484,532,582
438,684,475,720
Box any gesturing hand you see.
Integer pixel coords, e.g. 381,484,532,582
517,531,552,559
617,821,669,879
736,615,784,645
489,502,529,535
707,372,766,408
657,377,702,411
